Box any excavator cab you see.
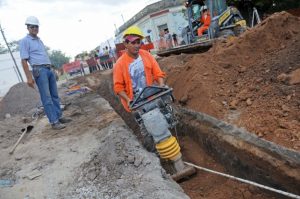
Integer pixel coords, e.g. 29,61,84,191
210,0,247,38
208,0,227,17
158,0,246,56
183,0,246,44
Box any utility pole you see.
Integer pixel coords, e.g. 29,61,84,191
121,14,125,24
114,24,118,33
0,23,24,82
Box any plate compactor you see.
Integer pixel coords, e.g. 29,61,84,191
129,86,196,181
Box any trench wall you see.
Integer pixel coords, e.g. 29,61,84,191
177,108,300,195
95,77,300,195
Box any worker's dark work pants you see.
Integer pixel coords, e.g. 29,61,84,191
33,66,62,124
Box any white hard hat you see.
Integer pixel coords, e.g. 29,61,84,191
201,5,208,11
25,16,40,26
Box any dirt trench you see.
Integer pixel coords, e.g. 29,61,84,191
77,72,300,199
158,11,300,151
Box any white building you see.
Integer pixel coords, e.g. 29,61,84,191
115,0,188,49
0,52,25,97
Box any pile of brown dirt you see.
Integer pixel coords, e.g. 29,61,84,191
78,72,279,199
159,11,300,151
0,83,40,120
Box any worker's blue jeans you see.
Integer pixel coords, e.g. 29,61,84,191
33,66,61,124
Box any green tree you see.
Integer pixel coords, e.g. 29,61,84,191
0,42,6,54
226,0,300,12
49,50,70,68
0,40,19,54
75,51,88,60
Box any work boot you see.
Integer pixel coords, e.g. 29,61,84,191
59,117,72,124
52,122,66,130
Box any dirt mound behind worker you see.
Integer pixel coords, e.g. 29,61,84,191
159,11,300,150
210,11,300,67
0,83,40,120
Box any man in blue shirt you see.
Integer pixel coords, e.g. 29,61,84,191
19,16,70,130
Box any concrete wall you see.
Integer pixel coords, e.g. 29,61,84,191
0,52,25,97
115,3,188,49
116,0,185,34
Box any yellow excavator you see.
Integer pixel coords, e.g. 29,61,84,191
157,0,247,56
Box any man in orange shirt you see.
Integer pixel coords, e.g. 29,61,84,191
113,26,166,112
197,6,211,37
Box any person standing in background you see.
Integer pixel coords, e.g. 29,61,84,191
19,16,71,130
172,32,178,46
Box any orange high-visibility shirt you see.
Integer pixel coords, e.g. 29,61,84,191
113,49,165,112
200,13,211,27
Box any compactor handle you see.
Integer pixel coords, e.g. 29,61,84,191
129,86,173,111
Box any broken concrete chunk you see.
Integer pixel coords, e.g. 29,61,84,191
277,73,289,82
134,156,144,167
26,170,42,180
86,170,97,181
5,113,11,119
15,155,23,161
116,157,124,165
127,155,135,164
246,98,252,106
142,158,151,166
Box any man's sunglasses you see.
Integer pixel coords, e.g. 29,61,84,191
28,25,39,29
126,39,141,45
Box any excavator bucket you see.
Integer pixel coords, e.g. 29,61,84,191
157,40,213,57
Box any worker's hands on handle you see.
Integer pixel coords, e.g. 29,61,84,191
118,91,133,108
127,100,134,108
157,77,166,87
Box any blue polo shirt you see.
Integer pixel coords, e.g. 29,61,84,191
19,34,51,69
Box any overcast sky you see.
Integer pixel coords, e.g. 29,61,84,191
0,0,160,58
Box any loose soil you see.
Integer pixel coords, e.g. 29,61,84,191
0,85,188,199
158,11,300,151
76,11,300,199
77,72,281,199
0,83,40,120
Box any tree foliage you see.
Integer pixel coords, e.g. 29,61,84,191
75,51,89,60
0,40,19,54
226,0,300,12
48,50,70,68
0,42,6,54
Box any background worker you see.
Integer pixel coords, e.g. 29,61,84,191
197,5,211,37
172,32,178,46
19,16,71,130
113,26,166,151
164,29,173,49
